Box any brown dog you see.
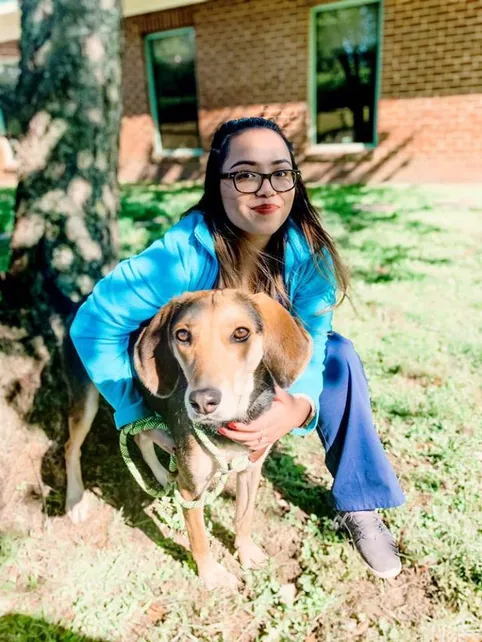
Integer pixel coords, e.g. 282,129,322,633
65,288,312,590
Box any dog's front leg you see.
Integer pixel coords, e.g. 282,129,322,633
235,449,271,570
134,431,173,488
178,481,239,591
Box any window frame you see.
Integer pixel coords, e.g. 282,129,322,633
144,26,203,158
308,0,383,151
0,56,20,136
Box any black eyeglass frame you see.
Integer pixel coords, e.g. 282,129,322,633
220,169,301,194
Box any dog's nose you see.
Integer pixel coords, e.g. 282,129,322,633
189,388,222,415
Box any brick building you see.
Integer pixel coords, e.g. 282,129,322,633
1,0,481,184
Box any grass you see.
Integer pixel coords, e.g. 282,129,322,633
1,182,481,641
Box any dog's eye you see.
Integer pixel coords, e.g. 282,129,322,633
232,327,250,342
175,329,191,343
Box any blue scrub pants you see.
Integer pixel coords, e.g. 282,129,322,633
317,333,405,512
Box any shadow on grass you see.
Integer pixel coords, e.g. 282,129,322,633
351,243,451,284
264,448,333,520
41,402,193,566
309,184,452,283
0,188,15,272
310,184,401,236
118,182,453,285
2,181,446,569
0,614,105,642
2,183,450,285
118,183,202,255
41,396,335,565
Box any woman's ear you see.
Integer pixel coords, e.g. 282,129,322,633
133,301,180,398
252,292,312,388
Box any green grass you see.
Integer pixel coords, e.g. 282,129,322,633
0,614,104,642
1,183,481,641
0,188,14,271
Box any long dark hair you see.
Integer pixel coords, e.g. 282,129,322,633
186,117,349,307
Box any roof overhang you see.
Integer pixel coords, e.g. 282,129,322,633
0,2,20,44
124,0,208,18
0,0,208,45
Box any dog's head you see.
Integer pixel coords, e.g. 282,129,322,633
133,289,312,425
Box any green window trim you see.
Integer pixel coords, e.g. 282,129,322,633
309,0,383,149
144,27,203,157
0,57,20,136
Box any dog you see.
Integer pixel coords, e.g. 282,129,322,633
65,288,312,590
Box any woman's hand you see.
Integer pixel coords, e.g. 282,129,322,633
218,386,312,460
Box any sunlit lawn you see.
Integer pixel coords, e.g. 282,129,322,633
0,183,481,641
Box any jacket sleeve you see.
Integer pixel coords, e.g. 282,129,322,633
70,228,191,429
287,254,337,436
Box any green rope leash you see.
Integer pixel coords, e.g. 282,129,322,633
119,416,177,499
119,415,250,510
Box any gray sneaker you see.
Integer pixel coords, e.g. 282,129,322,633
335,511,402,579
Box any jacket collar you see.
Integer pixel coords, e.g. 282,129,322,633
193,211,311,268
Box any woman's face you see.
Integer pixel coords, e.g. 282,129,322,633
219,128,296,246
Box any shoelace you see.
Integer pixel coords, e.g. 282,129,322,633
336,511,390,543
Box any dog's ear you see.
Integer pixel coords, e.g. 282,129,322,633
133,301,180,398
252,292,312,388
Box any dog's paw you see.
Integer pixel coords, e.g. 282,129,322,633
65,490,91,524
199,561,239,591
236,539,268,570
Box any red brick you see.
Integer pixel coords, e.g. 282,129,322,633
4,1,482,183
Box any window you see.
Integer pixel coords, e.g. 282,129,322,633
311,0,382,146
145,27,201,154
0,58,19,135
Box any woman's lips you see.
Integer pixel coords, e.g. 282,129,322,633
252,204,279,214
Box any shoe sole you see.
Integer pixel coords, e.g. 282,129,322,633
369,559,402,579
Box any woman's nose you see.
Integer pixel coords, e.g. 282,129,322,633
256,176,276,197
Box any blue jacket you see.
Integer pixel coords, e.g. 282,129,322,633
70,211,336,436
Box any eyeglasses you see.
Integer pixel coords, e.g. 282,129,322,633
220,169,301,194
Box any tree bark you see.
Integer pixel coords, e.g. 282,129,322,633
0,0,122,425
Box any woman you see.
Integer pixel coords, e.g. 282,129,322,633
70,117,405,579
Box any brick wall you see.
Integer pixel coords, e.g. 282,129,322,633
0,41,20,181
120,0,482,183
3,1,482,183
382,0,482,98
0,40,19,59
194,0,310,154
120,6,197,180
370,0,482,183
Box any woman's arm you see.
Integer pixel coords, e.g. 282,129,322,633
287,253,336,435
70,227,191,429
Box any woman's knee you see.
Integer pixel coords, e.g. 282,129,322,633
323,335,351,386
326,333,358,364
324,333,367,387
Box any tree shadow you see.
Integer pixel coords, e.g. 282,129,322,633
118,183,202,256
312,183,398,236
0,187,15,271
201,442,336,554
263,447,334,521
0,177,451,573
39,399,194,566
117,113,418,187
307,183,452,283
0,614,106,642
300,132,415,186
138,157,205,184
39,392,335,565
350,242,451,285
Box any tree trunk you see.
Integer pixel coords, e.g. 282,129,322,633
0,0,122,427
